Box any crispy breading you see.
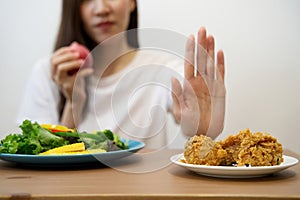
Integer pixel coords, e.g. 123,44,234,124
183,129,284,166
184,135,227,166
221,129,283,166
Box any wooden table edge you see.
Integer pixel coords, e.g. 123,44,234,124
1,193,300,200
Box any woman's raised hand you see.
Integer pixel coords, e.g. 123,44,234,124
171,27,226,139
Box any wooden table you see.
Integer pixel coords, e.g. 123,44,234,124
0,149,299,200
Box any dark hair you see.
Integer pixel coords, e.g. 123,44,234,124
54,0,139,51
54,0,139,120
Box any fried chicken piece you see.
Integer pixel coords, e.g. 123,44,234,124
220,129,284,166
184,135,227,166
183,129,284,167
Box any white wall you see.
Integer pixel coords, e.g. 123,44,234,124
0,0,299,154
0,0,61,130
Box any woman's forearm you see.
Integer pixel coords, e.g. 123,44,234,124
60,99,86,129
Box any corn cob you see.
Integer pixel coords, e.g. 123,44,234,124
40,124,74,133
39,143,85,155
40,149,106,155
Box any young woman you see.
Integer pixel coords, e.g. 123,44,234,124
17,0,226,148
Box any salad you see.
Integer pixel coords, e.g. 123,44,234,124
0,120,128,155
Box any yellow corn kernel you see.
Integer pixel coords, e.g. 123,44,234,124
39,143,85,155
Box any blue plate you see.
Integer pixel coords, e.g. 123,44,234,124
0,140,144,166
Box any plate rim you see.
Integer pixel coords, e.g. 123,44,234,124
0,139,145,165
170,153,299,175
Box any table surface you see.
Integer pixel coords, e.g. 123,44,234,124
0,149,299,200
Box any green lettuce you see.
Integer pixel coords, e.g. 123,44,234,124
0,120,129,155
55,130,129,151
0,120,68,154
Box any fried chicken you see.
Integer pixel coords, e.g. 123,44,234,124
184,135,227,166
221,129,284,166
183,129,284,166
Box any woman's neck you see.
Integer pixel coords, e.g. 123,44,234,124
102,50,137,77
93,37,137,78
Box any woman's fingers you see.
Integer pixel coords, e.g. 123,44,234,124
171,77,182,123
216,50,225,82
51,47,79,78
51,47,71,76
52,51,79,68
184,35,195,80
53,59,83,84
207,35,215,60
206,35,215,80
196,27,207,76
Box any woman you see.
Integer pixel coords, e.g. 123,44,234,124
17,0,226,148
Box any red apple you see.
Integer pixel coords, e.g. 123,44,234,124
70,42,93,69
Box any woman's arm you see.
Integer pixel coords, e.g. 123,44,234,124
51,46,93,128
16,58,61,125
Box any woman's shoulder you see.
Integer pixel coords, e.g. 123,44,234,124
27,56,53,82
32,56,52,74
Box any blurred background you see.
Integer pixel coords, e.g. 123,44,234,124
0,0,299,153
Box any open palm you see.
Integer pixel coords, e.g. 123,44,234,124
172,27,226,139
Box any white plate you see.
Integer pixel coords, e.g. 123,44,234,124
170,153,299,178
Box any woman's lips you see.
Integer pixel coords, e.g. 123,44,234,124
96,21,114,29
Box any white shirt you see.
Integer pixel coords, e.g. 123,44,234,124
17,50,184,148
